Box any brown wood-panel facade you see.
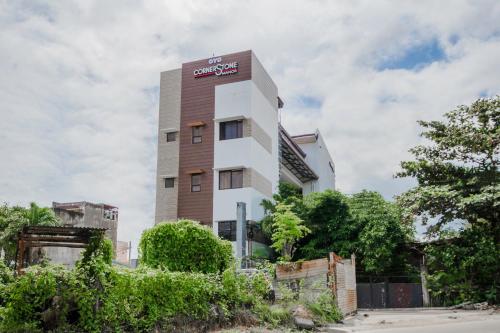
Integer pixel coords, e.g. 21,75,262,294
177,50,252,225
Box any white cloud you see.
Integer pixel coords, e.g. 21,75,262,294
1,0,499,256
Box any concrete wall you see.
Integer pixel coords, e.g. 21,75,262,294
155,68,182,223
332,254,357,315
213,79,278,221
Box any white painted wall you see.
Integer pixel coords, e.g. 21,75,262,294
213,79,278,228
297,131,336,194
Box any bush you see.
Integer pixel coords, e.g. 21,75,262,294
139,219,233,273
253,302,292,328
306,292,342,324
0,265,77,332
0,263,272,332
425,225,500,305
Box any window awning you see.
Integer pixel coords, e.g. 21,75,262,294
186,169,205,174
187,121,206,127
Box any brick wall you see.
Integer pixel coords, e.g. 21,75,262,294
331,253,357,315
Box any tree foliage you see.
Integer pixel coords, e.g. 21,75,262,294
260,182,306,237
0,203,61,265
424,225,499,305
397,96,500,304
297,190,356,260
270,203,310,261
139,219,233,273
396,96,499,238
262,185,413,275
298,190,413,274
350,191,414,274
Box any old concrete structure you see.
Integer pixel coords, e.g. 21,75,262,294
43,201,118,266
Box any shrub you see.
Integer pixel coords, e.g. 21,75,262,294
0,265,76,332
306,292,342,324
139,219,233,273
0,263,273,332
253,302,292,328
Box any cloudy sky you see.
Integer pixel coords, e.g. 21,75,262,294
1,0,499,256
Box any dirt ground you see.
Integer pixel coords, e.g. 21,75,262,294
321,308,500,332
214,308,500,333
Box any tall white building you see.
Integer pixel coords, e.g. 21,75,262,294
154,50,335,246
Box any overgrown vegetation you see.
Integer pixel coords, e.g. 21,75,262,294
397,96,499,304
306,292,342,324
0,220,284,332
261,185,414,276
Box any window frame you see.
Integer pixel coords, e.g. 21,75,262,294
219,169,243,190
164,177,175,188
166,132,176,142
219,120,243,141
191,174,201,192
192,126,202,144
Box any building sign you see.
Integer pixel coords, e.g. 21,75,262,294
193,57,239,78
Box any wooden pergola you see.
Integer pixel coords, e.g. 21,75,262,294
15,225,107,275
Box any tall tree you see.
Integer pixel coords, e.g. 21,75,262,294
397,96,500,303
396,96,499,239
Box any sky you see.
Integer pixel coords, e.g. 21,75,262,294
1,0,499,257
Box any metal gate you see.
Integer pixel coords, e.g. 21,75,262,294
357,282,423,308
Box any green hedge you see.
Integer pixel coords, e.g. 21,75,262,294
0,264,270,332
139,219,233,273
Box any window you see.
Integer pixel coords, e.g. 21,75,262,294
166,132,176,142
191,174,201,192
218,221,236,241
219,169,243,190
164,177,175,188
220,120,243,140
192,126,202,144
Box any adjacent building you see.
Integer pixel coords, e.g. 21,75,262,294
154,50,335,243
45,201,118,266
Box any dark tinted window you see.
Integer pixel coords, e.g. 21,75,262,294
164,177,175,188
220,120,243,140
166,132,176,142
191,174,201,192
219,170,243,190
218,221,236,241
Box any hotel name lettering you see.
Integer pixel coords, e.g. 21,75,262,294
193,57,239,78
